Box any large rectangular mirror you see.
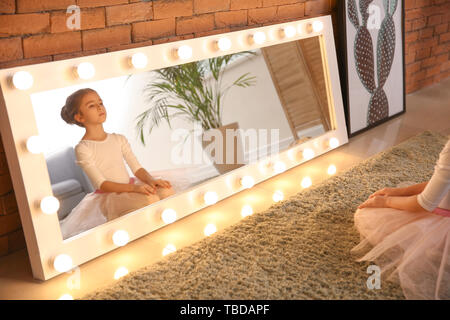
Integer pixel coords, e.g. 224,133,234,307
0,16,348,280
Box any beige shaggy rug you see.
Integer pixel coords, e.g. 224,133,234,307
82,130,449,300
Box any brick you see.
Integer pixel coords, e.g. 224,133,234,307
132,18,175,42
412,18,427,30
82,25,131,51
419,27,434,39
305,0,330,16
53,49,107,61
106,2,153,27
176,13,215,35
421,56,436,68
23,31,81,58
427,14,442,27
215,10,247,28
440,32,450,43
195,27,231,37
406,61,421,74
0,174,13,196
415,47,431,60
16,0,74,13
8,229,26,253
51,8,105,33
0,235,7,256
0,56,52,69
194,0,230,14
405,8,425,21
1,192,17,216
426,64,441,77
248,7,278,24
152,34,195,45
406,31,419,42
434,23,448,35
431,43,449,55
154,0,193,20
77,0,128,8
0,0,15,13
0,13,50,37
263,0,302,6
0,38,23,63
277,3,305,20
107,40,153,53
230,0,263,10
0,212,21,235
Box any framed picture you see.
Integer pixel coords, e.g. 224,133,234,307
338,0,405,137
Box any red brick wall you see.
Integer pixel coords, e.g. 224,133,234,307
404,0,450,93
0,0,448,257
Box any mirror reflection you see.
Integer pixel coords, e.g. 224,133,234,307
30,36,334,240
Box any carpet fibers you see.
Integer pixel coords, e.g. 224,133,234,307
82,130,449,299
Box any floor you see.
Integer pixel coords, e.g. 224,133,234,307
0,78,449,300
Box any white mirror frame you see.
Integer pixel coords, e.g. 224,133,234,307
0,15,348,281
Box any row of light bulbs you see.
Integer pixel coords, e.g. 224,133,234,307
50,140,339,274
10,20,324,90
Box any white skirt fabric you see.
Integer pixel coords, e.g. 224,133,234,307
59,177,175,240
351,182,450,299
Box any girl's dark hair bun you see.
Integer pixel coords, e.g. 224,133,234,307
60,88,96,127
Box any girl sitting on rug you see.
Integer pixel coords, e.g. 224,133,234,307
59,88,175,239
351,137,450,299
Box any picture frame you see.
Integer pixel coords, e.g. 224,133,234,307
0,15,348,281
338,0,406,137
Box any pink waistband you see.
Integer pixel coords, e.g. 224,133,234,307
432,207,450,217
94,177,136,194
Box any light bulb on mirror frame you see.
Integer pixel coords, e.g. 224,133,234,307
301,176,312,189
12,71,33,90
249,31,266,45
130,52,148,69
204,223,217,236
40,196,60,215
241,205,253,217
216,37,232,51
273,161,286,174
53,254,73,273
26,135,44,154
240,175,255,189
272,190,284,202
76,62,95,80
302,148,315,160
203,191,218,205
174,45,193,60
327,164,337,175
112,230,130,247
280,25,296,38
161,208,177,224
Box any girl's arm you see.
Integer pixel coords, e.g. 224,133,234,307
134,167,155,185
99,181,138,193
396,181,429,196
386,195,430,213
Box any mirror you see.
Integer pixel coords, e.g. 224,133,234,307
29,36,335,240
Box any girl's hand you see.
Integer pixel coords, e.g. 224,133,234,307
134,184,156,195
368,187,401,199
358,195,388,209
149,179,172,189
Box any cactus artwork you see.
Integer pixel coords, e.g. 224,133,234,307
348,0,398,125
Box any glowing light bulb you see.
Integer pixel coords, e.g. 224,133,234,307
252,31,266,44
303,148,315,160
176,45,193,60
274,161,286,174
58,294,74,300
282,26,296,38
12,71,33,90
114,267,129,280
217,37,231,51
161,208,177,224
204,191,218,205
26,135,44,154
240,176,255,189
76,62,95,79
53,254,73,273
327,164,337,175
204,223,217,236
329,137,339,149
162,244,176,256
40,196,60,215
273,190,284,202
241,205,253,217
112,230,129,247
312,20,324,32
131,52,148,69
301,177,312,189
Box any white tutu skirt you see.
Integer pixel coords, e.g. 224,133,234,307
351,185,450,299
59,177,175,240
